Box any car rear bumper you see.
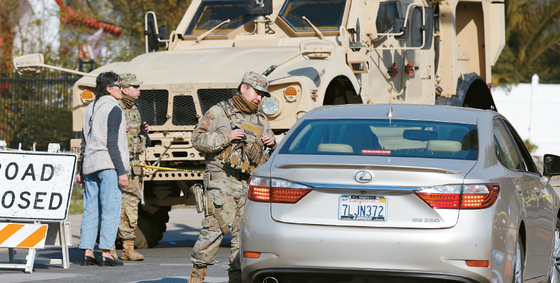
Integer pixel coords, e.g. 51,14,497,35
245,268,483,283
241,202,502,283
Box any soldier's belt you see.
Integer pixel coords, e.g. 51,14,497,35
130,163,205,174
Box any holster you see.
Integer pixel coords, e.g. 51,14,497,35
191,183,205,214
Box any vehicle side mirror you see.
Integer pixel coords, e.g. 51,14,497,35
410,7,433,50
13,53,44,74
544,154,560,177
145,11,160,53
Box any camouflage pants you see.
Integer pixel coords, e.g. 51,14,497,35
191,171,247,271
117,171,141,240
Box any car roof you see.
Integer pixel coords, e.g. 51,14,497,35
305,104,495,124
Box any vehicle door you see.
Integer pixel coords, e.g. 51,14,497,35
493,118,545,279
503,118,555,277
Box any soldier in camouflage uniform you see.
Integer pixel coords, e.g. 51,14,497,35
110,73,150,261
188,71,276,283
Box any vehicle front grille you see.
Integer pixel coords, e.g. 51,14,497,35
138,88,236,126
173,96,198,125
198,88,237,114
138,90,169,126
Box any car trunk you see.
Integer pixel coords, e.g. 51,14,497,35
269,154,477,229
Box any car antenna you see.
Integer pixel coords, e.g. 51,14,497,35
387,107,394,124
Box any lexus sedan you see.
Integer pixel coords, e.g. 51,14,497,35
241,104,560,283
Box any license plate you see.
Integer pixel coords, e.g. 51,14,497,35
339,195,387,221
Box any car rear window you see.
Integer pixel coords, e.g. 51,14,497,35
279,119,478,160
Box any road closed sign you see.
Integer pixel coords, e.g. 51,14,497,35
0,151,77,221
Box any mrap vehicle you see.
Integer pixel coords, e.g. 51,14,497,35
13,0,505,247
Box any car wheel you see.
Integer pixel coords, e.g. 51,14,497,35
549,217,560,283
513,235,524,283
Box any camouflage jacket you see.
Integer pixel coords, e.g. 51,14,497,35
120,100,150,159
192,98,276,173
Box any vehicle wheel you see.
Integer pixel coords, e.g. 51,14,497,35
549,217,560,283
134,205,171,248
513,235,525,283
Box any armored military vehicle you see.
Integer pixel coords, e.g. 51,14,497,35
14,0,505,247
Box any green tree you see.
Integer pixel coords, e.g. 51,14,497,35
493,0,560,85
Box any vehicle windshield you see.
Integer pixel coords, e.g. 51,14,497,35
279,0,347,32
185,0,255,36
279,119,478,160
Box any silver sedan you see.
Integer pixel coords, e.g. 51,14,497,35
241,104,560,283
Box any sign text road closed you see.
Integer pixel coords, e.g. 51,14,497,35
0,151,77,221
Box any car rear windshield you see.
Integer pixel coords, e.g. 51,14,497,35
279,119,478,160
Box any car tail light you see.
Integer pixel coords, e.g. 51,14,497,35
248,176,312,203
461,184,500,209
415,184,500,209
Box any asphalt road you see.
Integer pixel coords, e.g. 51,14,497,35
0,207,231,283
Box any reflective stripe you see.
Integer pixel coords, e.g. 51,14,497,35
0,224,24,245
0,224,48,248
17,225,48,247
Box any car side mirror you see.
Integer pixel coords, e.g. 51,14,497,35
544,154,560,177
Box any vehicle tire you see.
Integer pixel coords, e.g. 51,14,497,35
134,205,171,248
513,235,525,283
549,217,560,283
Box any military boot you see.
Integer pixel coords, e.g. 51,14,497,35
228,270,241,283
121,240,144,261
110,245,118,260
188,264,207,283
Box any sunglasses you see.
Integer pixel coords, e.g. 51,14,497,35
127,85,140,89
109,83,122,88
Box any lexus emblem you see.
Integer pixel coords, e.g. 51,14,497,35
355,171,373,183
